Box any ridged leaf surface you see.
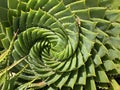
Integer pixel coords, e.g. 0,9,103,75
0,0,120,90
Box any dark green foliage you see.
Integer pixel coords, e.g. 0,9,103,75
0,0,120,90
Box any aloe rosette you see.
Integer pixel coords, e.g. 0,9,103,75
0,0,120,90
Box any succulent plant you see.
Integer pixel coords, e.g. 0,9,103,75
0,0,120,90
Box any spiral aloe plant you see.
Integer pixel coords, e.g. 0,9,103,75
0,0,120,90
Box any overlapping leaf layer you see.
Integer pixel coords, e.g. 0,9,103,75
0,0,120,90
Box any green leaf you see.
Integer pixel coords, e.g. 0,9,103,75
85,77,96,90
0,56,27,77
0,7,8,22
65,70,78,89
15,77,39,90
9,65,28,90
93,54,102,67
86,58,96,77
0,74,6,86
95,66,109,83
76,66,86,85
103,60,116,71
74,85,83,90
0,0,7,9
85,0,99,7
8,0,18,9
110,78,120,90
45,74,61,85
54,72,70,89
89,7,106,18
0,30,18,62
